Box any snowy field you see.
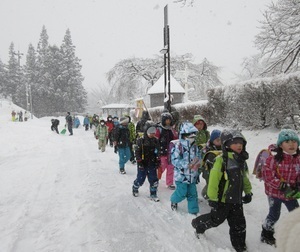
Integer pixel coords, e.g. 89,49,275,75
0,99,285,252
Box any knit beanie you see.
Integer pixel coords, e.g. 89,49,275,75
210,129,221,143
277,129,300,146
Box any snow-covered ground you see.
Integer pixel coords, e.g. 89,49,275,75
0,99,286,252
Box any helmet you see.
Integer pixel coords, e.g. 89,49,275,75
161,112,173,126
179,121,198,136
220,129,247,149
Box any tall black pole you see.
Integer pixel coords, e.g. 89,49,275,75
167,25,171,113
163,27,167,104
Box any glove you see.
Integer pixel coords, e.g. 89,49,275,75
279,182,299,198
208,200,219,209
242,193,253,204
114,146,118,154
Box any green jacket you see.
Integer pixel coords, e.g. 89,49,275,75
96,124,108,140
128,122,136,143
207,152,252,204
195,130,210,148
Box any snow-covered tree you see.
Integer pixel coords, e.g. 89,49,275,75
60,29,87,113
255,0,300,75
174,0,195,6
106,54,222,104
0,59,7,97
24,44,37,114
34,26,52,116
6,43,20,103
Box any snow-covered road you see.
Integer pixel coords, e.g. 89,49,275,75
0,109,278,252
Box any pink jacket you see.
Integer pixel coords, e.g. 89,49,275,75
263,153,300,200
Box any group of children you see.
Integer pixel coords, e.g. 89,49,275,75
88,110,300,252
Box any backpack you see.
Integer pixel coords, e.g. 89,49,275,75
252,144,277,180
200,150,223,174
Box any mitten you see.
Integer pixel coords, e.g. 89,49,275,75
242,193,253,204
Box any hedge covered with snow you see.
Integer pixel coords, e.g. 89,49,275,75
207,72,300,129
148,72,300,130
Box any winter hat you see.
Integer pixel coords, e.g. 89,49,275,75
210,129,221,143
119,117,129,125
192,115,207,129
277,129,300,146
67,112,70,115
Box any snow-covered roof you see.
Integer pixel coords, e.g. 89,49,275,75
147,75,185,95
101,103,134,109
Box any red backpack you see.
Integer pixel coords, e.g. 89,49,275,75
252,144,277,180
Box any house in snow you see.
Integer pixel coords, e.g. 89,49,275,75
101,103,135,118
147,75,185,108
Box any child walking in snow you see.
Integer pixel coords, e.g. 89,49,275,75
156,112,177,190
200,129,222,199
95,119,108,152
132,121,160,201
193,115,210,150
261,129,300,246
113,117,131,174
170,122,201,214
191,129,252,252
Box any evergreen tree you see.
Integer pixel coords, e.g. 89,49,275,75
0,59,7,96
24,44,37,115
60,28,87,113
6,43,20,103
35,25,52,116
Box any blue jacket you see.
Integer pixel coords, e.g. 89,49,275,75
171,139,201,184
83,117,89,125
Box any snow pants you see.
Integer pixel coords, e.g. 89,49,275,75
170,181,199,214
98,139,106,152
157,155,174,186
118,146,131,170
107,131,113,146
67,123,73,135
192,203,246,250
133,164,158,196
263,196,299,231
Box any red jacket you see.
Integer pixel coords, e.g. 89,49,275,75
263,153,300,200
106,121,114,133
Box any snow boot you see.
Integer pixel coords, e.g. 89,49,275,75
150,194,160,202
233,245,247,252
119,168,126,174
167,184,176,190
260,227,276,246
171,202,178,211
132,185,139,197
191,218,206,236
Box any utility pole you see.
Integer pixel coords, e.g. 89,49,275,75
13,50,29,112
160,5,171,113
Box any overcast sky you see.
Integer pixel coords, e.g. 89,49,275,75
0,0,272,91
